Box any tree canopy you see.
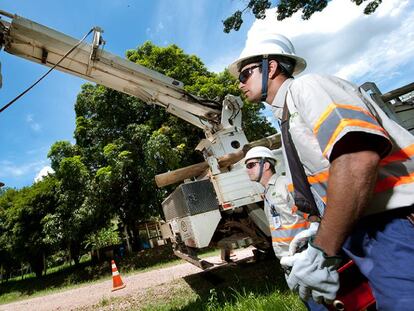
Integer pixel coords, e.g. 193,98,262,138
223,0,382,33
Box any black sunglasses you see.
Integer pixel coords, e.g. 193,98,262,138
246,161,260,169
239,64,261,84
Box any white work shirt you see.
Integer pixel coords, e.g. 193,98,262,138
272,74,414,215
264,174,309,258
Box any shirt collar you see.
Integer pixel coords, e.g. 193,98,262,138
271,78,293,119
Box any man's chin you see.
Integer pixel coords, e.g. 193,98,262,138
246,96,261,104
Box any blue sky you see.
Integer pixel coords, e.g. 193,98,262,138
1,0,413,188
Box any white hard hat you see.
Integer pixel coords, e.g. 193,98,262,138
228,33,306,77
244,146,277,164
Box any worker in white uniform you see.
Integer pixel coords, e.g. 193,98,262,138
231,31,414,310
244,147,326,311
244,146,311,258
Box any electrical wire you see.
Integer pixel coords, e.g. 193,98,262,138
0,27,95,113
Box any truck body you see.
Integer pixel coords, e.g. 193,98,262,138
1,9,413,268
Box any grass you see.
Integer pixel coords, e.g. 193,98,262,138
0,247,307,311
81,254,306,311
0,245,219,305
0,245,174,304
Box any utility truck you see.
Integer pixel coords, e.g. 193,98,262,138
1,9,413,270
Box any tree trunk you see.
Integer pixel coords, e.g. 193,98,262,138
69,242,80,266
123,225,132,253
30,255,44,279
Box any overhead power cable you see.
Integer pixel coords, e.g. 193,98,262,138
0,28,95,114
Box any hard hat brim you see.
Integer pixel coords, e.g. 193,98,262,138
228,53,306,78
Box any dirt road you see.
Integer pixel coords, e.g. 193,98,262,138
0,248,255,311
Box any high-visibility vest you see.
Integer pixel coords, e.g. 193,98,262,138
264,174,309,258
272,74,414,216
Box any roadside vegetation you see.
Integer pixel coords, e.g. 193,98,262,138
0,246,306,311
0,245,187,305
0,245,224,305
83,254,306,311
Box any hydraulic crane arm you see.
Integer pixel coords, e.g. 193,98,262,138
0,10,222,132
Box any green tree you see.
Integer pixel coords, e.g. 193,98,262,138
0,188,19,280
48,141,77,172
70,41,274,250
0,177,59,278
223,0,382,33
54,156,91,265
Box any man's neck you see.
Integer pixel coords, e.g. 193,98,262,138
266,75,288,104
260,171,273,188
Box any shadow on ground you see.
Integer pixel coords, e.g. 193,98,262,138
175,255,292,310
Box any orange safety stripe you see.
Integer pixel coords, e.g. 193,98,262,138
322,119,389,157
291,206,309,219
272,236,294,243
374,171,414,193
307,170,329,184
289,171,329,188
270,222,309,231
380,143,414,166
313,103,378,136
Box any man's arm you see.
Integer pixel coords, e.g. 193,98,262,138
313,147,381,256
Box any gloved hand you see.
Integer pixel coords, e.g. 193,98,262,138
289,222,319,255
280,239,341,304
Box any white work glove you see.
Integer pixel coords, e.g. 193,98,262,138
280,239,341,305
289,222,319,255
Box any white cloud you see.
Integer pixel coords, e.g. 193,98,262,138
34,166,55,183
26,114,42,132
245,0,414,87
145,21,166,39
0,159,48,178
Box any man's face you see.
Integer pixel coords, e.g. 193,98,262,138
245,159,261,182
238,63,263,103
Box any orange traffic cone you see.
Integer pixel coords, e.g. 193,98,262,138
111,260,126,291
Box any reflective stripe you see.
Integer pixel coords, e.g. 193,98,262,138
288,170,329,208
322,119,388,157
375,144,414,193
289,144,414,196
380,143,414,166
307,170,329,184
270,221,309,231
288,170,329,191
375,172,414,193
314,103,378,135
291,206,310,219
313,104,386,157
270,222,309,242
272,236,294,243
310,182,327,199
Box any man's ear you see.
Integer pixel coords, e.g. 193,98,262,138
268,60,279,79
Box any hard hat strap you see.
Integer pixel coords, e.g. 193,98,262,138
261,56,269,102
256,158,265,183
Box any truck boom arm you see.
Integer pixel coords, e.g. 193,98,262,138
0,10,222,132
